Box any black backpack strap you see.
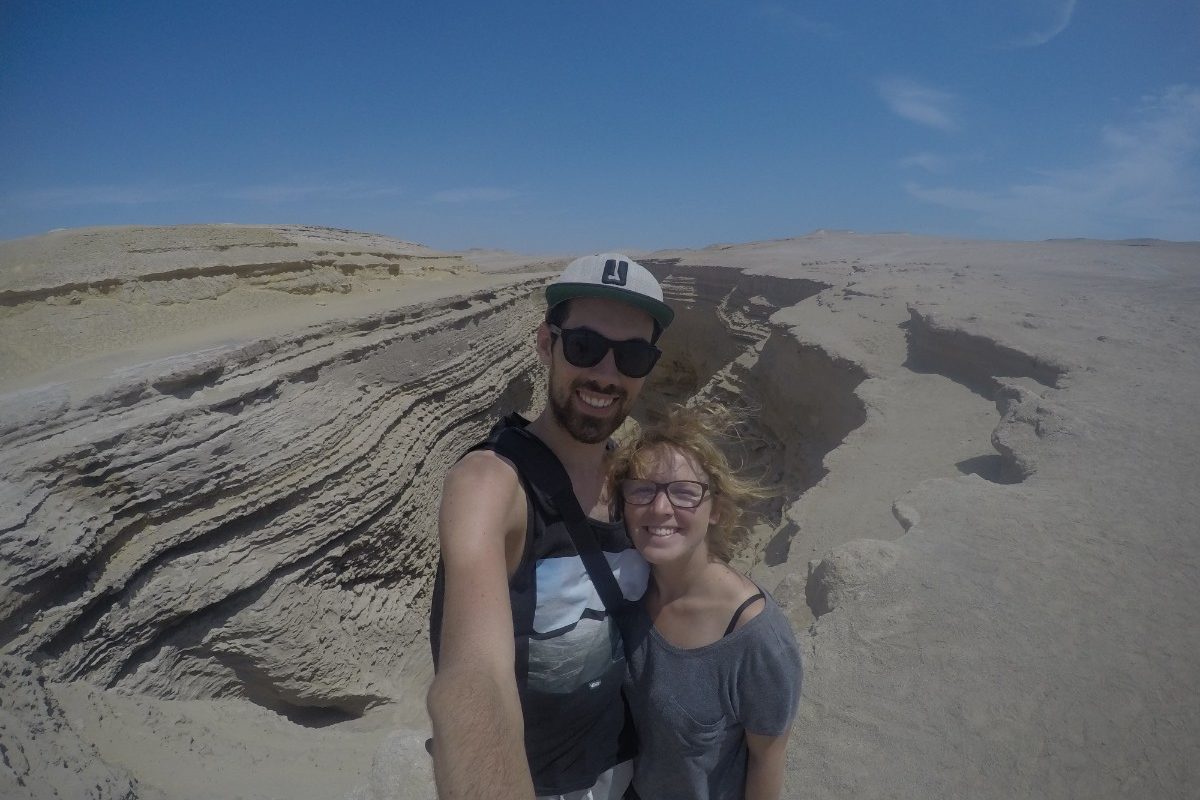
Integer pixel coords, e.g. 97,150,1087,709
489,427,629,616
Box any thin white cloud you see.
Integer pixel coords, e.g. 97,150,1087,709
7,184,188,207
756,3,838,38
899,151,983,174
877,77,959,132
1011,0,1076,48
906,85,1200,240
224,183,402,203
2,181,402,210
431,187,519,204
899,152,954,174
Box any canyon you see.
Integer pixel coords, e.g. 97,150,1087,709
1,225,1197,799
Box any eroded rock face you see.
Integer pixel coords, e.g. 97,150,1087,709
3,227,1199,799
2,281,549,716
0,235,861,723
991,382,1077,482
804,539,904,617
1,227,879,798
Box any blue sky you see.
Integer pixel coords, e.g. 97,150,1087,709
1,1,1197,251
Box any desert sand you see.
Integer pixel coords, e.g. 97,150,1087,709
1,224,1197,799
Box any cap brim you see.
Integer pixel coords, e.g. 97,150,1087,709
546,283,675,329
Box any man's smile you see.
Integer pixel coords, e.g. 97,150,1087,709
577,388,616,409
573,382,625,413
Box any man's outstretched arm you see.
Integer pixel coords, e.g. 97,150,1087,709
427,452,534,800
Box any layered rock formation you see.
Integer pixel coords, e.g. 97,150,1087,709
2,226,1198,799
2,228,554,714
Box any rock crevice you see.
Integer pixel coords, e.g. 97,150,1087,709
2,253,869,732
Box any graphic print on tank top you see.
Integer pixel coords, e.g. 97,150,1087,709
527,549,649,693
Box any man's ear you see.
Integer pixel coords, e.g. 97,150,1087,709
535,322,554,366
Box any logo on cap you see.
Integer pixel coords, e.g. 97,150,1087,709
601,258,629,286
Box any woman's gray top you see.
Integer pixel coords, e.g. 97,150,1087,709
623,590,803,800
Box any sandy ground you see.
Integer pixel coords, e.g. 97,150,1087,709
654,233,1200,798
51,680,426,800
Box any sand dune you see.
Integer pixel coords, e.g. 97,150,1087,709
1,225,1197,799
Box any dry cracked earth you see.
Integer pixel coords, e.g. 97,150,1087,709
0,225,1197,799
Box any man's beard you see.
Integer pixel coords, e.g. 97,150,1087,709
547,365,631,444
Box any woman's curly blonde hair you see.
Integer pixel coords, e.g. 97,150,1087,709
607,404,771,563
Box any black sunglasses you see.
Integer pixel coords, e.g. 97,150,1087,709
548,325,661,379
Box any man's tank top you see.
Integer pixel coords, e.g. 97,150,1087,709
429,413,649,795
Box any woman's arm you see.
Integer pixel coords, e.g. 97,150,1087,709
744,729,791,800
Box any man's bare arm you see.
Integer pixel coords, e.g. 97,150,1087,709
427,452,534,800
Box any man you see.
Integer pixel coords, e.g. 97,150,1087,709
427,253,674,799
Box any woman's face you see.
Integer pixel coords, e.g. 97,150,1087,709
622,445,716,567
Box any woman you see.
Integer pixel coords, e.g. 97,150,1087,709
608,407,802,800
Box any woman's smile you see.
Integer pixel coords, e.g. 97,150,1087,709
624,445,715,566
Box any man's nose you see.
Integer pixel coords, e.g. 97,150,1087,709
590,347,622,381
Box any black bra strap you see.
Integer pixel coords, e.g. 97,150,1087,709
724,592,766,636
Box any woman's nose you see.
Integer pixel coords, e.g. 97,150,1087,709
649,487,675,514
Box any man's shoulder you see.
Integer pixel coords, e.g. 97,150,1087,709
439,447,527,549
446,446,522,490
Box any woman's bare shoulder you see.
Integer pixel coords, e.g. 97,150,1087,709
712,563,766,630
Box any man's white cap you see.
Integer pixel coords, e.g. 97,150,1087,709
545,253,674,329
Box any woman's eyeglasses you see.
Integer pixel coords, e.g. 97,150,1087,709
619,479,709,509
549,325,661,379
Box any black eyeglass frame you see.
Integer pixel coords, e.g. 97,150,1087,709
548,324,662,379
619,479,711,509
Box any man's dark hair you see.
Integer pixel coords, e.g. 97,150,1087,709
546,300,663,345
